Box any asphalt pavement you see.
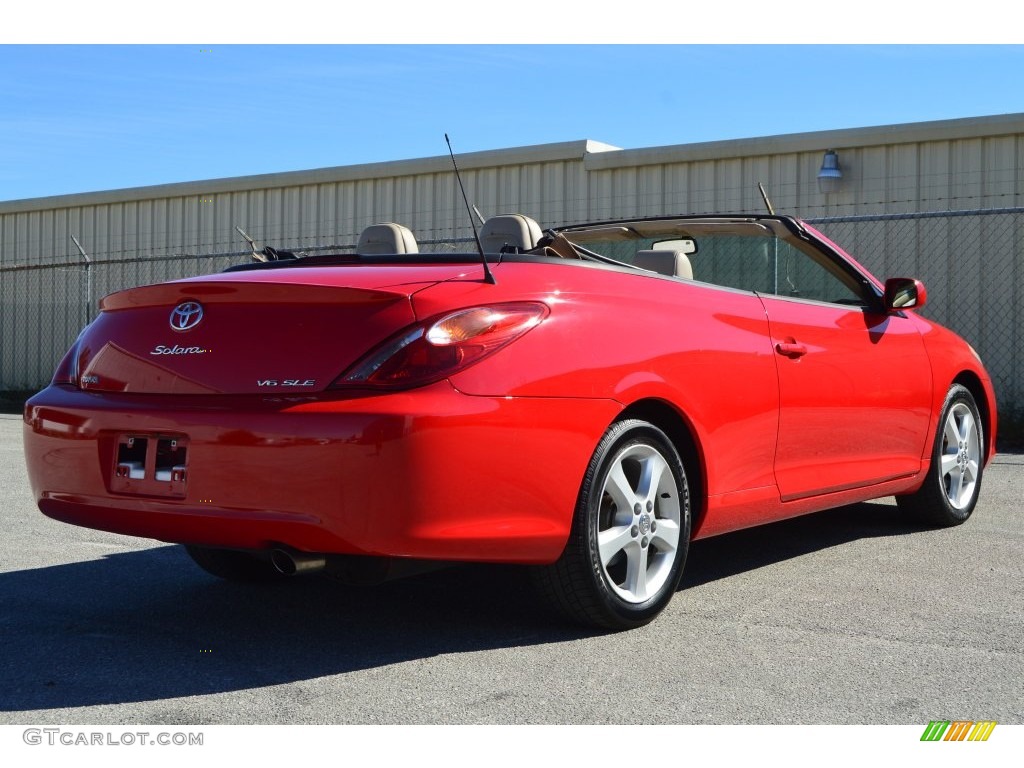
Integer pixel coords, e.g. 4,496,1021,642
1,412,1021,725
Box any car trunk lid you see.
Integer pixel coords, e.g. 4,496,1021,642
75,265,471,395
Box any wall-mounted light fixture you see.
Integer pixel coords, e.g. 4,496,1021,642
817,149,843,194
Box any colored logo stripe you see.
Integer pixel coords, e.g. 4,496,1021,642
968,721,997,741
945,721,974,741
920,720,996,742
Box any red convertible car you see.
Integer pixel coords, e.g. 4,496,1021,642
23,212,996,629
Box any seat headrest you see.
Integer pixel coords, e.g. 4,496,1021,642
357,223,419,255
479,214,542,253
635,250,693,280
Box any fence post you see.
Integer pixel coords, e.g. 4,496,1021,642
71,235,92,324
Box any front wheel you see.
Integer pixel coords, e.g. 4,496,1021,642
534,419,691,630
896,384,984,527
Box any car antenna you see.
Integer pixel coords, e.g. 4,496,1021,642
445,133,496,285
757,182,776,215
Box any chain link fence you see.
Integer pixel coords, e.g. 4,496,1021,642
2,207,1021,432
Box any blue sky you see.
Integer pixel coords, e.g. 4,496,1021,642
2,23,1023,202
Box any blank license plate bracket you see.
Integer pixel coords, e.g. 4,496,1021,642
111,434,189,497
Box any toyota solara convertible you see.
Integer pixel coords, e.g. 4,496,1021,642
23,212,996,629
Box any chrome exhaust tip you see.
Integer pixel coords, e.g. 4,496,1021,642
270,547,327,576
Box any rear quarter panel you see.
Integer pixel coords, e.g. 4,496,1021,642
415,261,782,500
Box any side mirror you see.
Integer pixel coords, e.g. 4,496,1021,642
884,278,927,311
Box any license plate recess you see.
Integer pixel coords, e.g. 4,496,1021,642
111,434,189,497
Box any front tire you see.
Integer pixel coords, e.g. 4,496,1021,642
896,384,984,527
534,419,691,630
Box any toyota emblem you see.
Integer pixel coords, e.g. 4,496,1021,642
170,301,204,331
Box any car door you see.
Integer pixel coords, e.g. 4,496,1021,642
758,238,933,501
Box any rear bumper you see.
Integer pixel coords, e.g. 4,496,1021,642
23,383,619,564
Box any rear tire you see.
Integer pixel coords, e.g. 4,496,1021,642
185,545,287,582
533,419,691,630
896,384,984,527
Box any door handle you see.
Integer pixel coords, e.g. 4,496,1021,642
775,341,808,358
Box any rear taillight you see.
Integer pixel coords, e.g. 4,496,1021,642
333,302,548,390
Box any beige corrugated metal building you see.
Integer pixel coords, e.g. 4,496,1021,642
1,112,1022,412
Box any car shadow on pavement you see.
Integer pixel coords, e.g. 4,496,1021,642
0,499,915,712
682,499,919,588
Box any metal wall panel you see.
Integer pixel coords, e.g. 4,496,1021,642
2,119,1023,413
